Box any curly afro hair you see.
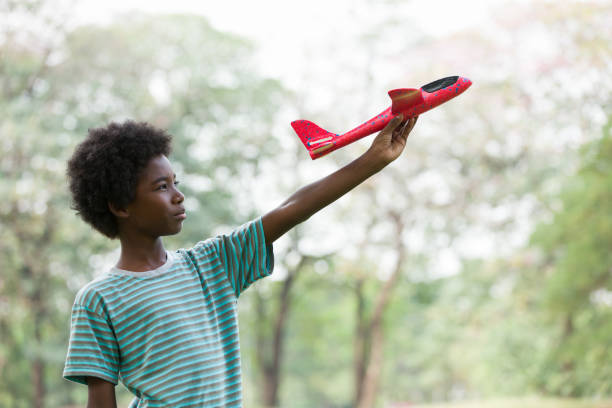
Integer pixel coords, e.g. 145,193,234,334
67,121,173,239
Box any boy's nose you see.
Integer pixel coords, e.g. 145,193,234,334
174,190,184,204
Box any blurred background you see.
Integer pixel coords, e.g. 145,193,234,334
1,0,611,407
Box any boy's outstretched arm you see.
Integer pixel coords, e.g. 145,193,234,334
262,115,418,243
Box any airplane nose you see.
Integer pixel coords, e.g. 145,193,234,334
461,77,472,88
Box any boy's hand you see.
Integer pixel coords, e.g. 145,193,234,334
365,114,418,170
261,114,418,244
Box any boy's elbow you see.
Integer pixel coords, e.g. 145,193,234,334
282,201,311,226
263,203,309,243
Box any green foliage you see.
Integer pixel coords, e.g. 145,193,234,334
533,123,612,311
410,398,612,408
0,9,285,406
2,1,612,406
529,121,612,396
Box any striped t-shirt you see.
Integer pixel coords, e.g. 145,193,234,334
63,218,274,407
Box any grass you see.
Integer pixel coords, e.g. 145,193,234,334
115,395,612,408
408,397,612,408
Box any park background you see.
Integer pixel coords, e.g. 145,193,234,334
1,0,611,407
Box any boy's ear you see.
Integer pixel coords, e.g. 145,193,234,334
108,201,129,218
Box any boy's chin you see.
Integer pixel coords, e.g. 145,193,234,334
158,224,183,237
164,226,183,236
158,218,186,236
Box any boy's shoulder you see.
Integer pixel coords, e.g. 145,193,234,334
70,248,207,311
72,272,121,315
183,237,218,256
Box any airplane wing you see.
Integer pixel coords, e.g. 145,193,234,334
388,88,423,115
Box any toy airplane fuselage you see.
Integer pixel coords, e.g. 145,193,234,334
291,75,472,159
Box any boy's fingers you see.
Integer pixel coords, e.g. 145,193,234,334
383,114,404,133
397,117,413,135
399,116,418,140
406,116,418,132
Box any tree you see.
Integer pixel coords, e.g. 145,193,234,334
530,120,612,396
0,9,285,406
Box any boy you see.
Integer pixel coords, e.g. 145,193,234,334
63,114,418,407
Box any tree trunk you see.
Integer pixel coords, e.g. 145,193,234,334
357,320,384,408
29,266,46,408
354,212,405,408
261,269,298,407
257,252,316,407
560,313,575,388
353,279,367,406
18,209,56,408
32,358,45,408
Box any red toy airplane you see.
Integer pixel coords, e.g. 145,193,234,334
291,75,472,159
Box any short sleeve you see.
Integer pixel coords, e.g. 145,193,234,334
63,304,120,386
211,217,274,298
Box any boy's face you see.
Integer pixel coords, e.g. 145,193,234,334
121,155,186,238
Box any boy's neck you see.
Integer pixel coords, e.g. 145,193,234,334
115,235,167,272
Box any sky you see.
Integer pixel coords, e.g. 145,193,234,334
72,0,502,86
73,0,492,39
67,0,518,278
63,0,589,279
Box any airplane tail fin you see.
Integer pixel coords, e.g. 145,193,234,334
291,120,339,159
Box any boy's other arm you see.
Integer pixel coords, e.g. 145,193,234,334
87,377,117,408
262,115,417,243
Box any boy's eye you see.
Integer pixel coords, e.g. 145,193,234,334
156,181,179,191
